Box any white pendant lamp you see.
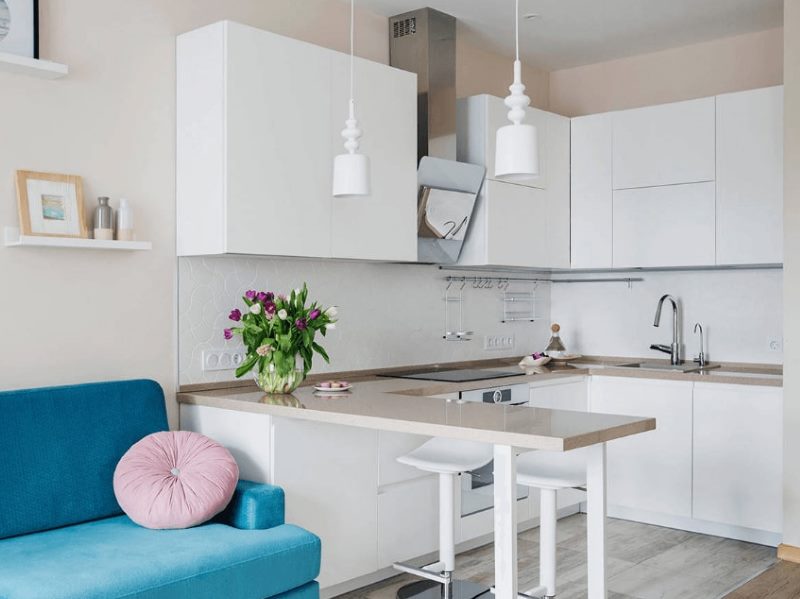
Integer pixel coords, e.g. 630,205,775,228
494,0,539,181
333,0,370,197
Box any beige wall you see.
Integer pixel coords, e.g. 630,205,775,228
457,29,550,109
783,0,800,549
549,27,784,117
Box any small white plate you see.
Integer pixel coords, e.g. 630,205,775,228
550,353,582,362
314,384,352,393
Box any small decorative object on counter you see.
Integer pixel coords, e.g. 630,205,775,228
223,283,337,394
93,196,114,240
545,323,567,357
519,351,551,368
116,198,134,241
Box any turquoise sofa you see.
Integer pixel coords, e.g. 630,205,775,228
0,379,321,599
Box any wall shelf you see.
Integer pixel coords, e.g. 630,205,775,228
3,227,151,251
0,52,68,79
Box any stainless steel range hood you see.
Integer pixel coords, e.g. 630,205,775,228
390,8,485,264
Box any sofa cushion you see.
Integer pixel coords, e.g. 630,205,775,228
0,515,321,599
114,431,239,529
0,380,168,540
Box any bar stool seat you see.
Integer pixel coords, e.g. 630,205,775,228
394,438,493,599
516,448,589,599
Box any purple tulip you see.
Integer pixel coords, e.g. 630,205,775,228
256,291,268,303
245,290,257,301
264,301,276,315
265,292,275,302
295,318,308,331
309,309,321,320
229,308,241,322
224,328,233,340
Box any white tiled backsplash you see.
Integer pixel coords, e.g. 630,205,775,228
178,257,552,385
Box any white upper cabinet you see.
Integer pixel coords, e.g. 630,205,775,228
456,95,571,268
570,113,613,269
716,86,784,266
177,21,417,260
612,97,716,190
613,182,716,268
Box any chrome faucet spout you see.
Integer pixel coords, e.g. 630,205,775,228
652,294,680,365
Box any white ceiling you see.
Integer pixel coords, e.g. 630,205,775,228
358,0,784,70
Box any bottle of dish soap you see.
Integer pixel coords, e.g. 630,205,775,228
545,323,567,358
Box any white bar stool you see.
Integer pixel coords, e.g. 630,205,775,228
394,437,494,599
516,449,589,599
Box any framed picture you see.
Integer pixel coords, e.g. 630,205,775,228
0,0,38,58
16,170,87,238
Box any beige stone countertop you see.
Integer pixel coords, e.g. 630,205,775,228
178,373,656,451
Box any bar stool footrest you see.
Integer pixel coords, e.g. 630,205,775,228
397,578,491,599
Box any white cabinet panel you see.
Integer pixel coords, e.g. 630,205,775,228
716,86,784,265
613,97,716,190
545,111,572,268
329,57,417,261
529,377,588,411
571,113,613,268
272,418,378,588
590,377,693,518
177,21,416,261
486,181,548,267
613,182,715,268
378,476,439,568
378,431,432,486
693,383,782,533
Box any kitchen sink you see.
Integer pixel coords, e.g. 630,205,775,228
617,362,720,373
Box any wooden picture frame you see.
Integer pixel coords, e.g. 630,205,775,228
15,170,88,238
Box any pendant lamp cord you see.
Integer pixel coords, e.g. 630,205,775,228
350,0,355,103
515,0,519,61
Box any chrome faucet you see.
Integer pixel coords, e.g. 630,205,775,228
693,323,706,368
650,294,681,365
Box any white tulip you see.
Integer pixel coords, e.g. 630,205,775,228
278,309,288,320
327,322,337,330
249,303,261,314
325,306,338,318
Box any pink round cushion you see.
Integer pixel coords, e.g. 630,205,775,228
113,431,239,529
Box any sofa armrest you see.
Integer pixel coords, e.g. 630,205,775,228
219,480,285,530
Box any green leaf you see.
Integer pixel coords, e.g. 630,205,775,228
312,342,330,363
235,353,259,378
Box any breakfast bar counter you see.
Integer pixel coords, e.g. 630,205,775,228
179,375,655,599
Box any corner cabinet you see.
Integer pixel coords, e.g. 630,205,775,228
456,94,571,269
176,21,417,261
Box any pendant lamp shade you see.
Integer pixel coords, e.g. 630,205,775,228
495,1,539,180
333,0,370,197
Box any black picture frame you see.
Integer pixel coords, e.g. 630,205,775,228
0,0,39,58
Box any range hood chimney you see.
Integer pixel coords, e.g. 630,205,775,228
389,8,456,162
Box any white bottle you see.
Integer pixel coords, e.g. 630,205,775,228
116,198,134,241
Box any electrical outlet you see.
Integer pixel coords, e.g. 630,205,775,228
768,338,783,352
202,349,245,371
484,335,515,351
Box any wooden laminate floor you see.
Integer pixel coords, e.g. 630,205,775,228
724,561,800,599
335,514,777,599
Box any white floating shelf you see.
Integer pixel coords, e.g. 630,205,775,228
4,227,151,251
0,52,68,79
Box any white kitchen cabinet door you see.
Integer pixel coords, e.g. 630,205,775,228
612,182,716,268
271,418,378,588
571,113,613,269
590,377,693,518
378,476,439,568
329,57,417,261
544,110,572,268
613,97,715,190
716,86,784,266
529,377,588,411
693,383,782,533
177,21,417,261
378,431,432,486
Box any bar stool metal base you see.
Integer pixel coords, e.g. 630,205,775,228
396,578,490,599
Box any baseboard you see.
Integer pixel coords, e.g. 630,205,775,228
778,544,800,563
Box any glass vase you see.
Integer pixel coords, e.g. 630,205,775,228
254,363,305,394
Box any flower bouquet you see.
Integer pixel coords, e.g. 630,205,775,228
224,283,337,393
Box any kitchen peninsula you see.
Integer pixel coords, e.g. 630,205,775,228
180,369,656,599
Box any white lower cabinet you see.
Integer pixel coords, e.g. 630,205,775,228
529,376,588,411
378,476,439,569
692,383,783,533
590,377,693,518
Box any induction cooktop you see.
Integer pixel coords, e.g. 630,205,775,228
378,368,522,383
